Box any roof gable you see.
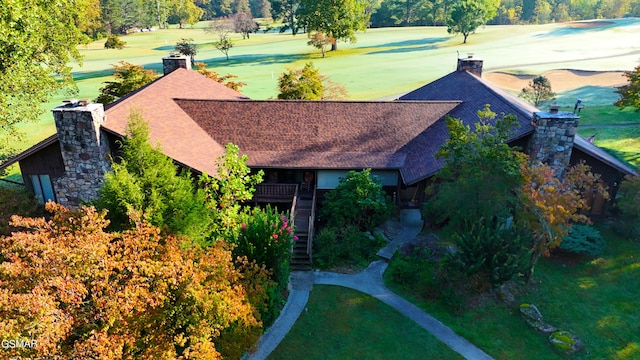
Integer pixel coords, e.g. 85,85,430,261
102,68,248,175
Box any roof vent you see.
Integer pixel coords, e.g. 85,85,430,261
78,98,91,106
549,104,560,114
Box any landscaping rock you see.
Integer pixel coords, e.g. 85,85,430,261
549,330,582,354
495,285,515,306
519,304,557,333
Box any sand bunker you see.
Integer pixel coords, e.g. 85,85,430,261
484,69,627,92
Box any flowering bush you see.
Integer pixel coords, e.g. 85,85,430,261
233,205,295,325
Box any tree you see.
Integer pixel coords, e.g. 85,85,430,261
277,62,348,100
0,0,88,160
307,32,333,58
0,202,266,358
199,143,264,244
168,0,204,28
270,0,300,35
95,61,159,104
250,0,272,18
520,75,556,107
615,175,640,240
321,169,393,232
95,112,213,242
233,12,259,39
424,106,525,230
297,0,370,51
175,38,198,64
518,161,609,281
207,18,234,60
615,64,640,111
425,105,608,283
195,62,247,91
447,0,488,43
104,34,127,49
369,0,434,27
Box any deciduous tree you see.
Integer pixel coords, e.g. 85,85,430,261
270,0,300,35
520,75,556,107
307,32,333,58
297,0,370,51
195,62,247,90
175,38,198,64
0,0,89,159
0,203,265,359
277,62,348,100
615,64,640,111
233,12,259,39
446,0,488,43
207,18,235,60
95,61,159,104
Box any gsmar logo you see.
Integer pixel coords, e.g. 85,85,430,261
2,339,37,348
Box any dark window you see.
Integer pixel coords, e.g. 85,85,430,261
30,175,55,204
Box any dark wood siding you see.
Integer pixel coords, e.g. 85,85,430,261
19,142,65,180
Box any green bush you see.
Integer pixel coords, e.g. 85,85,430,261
232,205,295,326
314,225,385,269
616,175,640,241
320,169,393,232
448,219,531,288
559,225,606,256
104,34,126,49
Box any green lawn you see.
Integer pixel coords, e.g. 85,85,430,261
5,19,640,179
269,285,463,360
384,225,640,360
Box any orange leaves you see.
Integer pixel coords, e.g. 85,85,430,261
0,204,262,358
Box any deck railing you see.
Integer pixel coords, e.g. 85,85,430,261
289,185,299,227
253,183,298,203
307,187,317,260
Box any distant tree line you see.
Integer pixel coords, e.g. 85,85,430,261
86,0,640,38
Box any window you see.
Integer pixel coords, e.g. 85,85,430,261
30,175,55,204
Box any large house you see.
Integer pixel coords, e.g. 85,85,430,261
1,55,636,218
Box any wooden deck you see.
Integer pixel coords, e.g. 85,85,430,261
253,183,298,203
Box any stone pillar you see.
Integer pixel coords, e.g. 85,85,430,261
52,102,111,207
457,55,483,77
527,106,579,177
162,54,192,75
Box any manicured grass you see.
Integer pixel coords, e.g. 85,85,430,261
577,126,640,169
384,224,640,360
269,285,463,360
578,106,640,126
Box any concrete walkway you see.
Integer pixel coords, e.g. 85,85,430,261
246,209,494,360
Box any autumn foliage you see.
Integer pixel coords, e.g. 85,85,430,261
0,203,268,359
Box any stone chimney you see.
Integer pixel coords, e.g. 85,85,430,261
162,53,191,75
527,105,579,177
457,54,483,77
52,100,111,207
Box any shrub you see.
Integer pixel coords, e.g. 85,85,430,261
104,34,126,49
314,225,385,269
321,168,393,232
616,175,640,241
559,225,606,256
447,219,532,288
233,205,295,326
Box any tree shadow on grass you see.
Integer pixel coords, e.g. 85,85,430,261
555,86,619,107
535,18,640,38
153,45,176,51
196,53,311,67
360,37,448,55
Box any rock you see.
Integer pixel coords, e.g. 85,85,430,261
549,330,582,354
519,303,557,333
495,285,515,306
520,303,543,323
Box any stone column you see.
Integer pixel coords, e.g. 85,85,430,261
527,106,579,177
52,102,111,207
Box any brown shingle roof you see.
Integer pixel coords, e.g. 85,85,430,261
174,99,460,182
102,68,248,175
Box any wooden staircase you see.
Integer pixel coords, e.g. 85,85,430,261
291,192,315,271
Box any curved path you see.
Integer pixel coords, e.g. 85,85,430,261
246,209,494,360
